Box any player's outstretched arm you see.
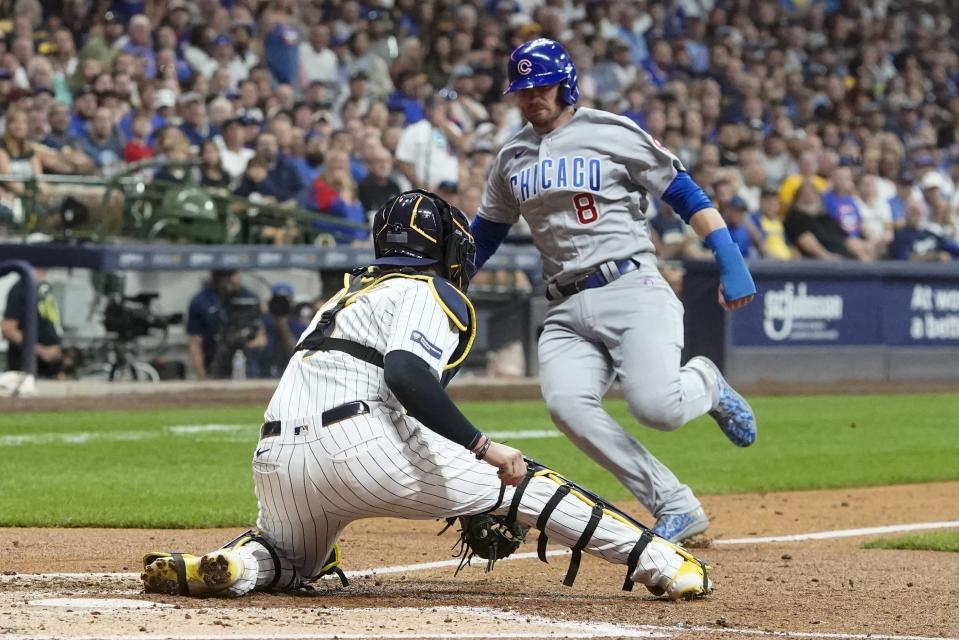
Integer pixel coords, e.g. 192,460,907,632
383,350,528,484
661,171,756,310
687,207,756,310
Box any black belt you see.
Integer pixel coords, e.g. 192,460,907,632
545,258,640,301
260,401,371,440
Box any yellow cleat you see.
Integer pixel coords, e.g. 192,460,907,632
665,554,713,600
141,550,244,597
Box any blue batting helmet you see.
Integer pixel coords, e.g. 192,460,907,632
505,38,579,105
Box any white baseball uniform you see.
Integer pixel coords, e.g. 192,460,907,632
235,274,691,593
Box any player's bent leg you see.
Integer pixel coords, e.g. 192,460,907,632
685,356,757,447
484,466,713,600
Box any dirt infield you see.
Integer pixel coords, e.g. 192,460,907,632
3,482,958,639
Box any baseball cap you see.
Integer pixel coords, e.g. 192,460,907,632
179,91,203,105
271,282,295,298
155,88,177,108
920,171,948,192
350,69,369,81
450,65,473,81
213,34,233,48
0,68,12,80
727,196,748,210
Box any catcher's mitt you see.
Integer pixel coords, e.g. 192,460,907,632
441,514,529,575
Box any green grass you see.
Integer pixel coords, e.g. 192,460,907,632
863,530,959,552
0,393,957,527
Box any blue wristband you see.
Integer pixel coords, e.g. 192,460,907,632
705,228,756,302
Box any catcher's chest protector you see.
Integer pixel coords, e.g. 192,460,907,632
297,267,476,383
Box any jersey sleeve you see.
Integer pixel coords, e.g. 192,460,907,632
393,125,418,165
614,117,685,199
477,155,520,224
384,282,460,377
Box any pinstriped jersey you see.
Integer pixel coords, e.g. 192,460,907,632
477,107,684,284
264,278,460,422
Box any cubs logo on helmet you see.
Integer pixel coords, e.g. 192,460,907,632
505,38,579,105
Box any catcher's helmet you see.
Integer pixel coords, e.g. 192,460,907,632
505,38,579,105
372,190,477,292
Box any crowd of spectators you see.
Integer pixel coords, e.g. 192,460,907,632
0,0,959,262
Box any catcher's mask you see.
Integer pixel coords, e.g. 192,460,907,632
372,189,477,292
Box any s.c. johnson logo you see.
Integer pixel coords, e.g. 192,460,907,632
762,282,844,341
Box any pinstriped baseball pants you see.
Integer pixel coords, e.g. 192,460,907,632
251,403,680,589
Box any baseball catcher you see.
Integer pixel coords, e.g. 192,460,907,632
141,190,712,600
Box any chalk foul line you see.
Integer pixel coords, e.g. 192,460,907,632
6,519,959,584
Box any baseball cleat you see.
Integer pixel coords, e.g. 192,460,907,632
690,356,757,447
652,507,709,543
141,550,245,596
665,554,713,600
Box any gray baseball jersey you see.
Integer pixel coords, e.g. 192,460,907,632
478,107,683,283
476,106,720,523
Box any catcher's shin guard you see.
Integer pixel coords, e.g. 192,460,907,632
523,458,712,597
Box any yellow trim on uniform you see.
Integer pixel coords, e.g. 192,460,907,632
409,196,439,244
426,278,476,369
450,214,473,239
321,543,342,572
318,270,476,371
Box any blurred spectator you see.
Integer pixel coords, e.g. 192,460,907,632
215,117,254,185
78,12,124,71
250,282,308,379
395,94,463,192
750,188,794,260
198,140,230,190
310,150,368,243
119,15,157,79
823,167,875,253
723,196,760,258
178,93,211,150
123,113,155,163
856,173,896,250
262,5,300,85
784,180,869,261
890,198,959,262
357,145,401,216
0,109,44,209
79,107,125,175
251,131,305,205
300,24,338,87
186,269,266,380
2,268,63,379
779,150,828,216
